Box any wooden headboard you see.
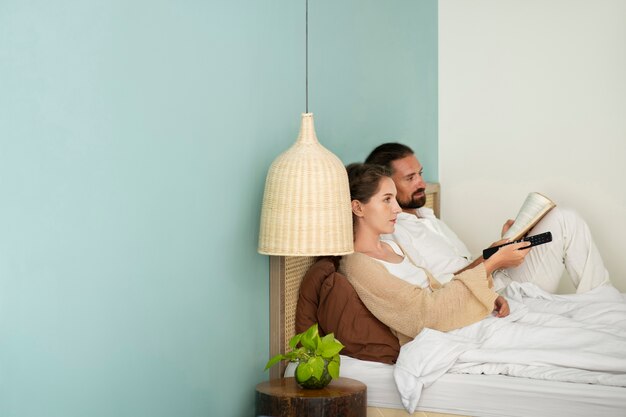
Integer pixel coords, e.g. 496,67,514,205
268,182,440,379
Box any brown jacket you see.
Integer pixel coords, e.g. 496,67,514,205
339,252,498,345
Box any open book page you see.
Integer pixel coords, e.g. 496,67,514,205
502,192,556,241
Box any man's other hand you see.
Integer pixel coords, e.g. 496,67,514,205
501,219,515,237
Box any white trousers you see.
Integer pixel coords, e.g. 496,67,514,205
495,207,611,293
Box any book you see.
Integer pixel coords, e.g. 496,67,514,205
501,192,556,241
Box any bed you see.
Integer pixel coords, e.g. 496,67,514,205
268,183,626,417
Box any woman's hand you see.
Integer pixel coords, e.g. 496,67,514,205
493,296,510,318
483,241,531,274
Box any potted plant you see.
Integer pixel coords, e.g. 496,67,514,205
265,323,344,389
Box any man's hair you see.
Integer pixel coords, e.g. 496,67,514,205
365,143,414,172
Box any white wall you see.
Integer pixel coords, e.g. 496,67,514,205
439,0,626,292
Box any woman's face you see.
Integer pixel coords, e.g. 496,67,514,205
354,176,402,235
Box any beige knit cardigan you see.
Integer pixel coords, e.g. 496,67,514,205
339,251,498,346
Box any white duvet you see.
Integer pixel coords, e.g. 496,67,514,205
393,282,626,414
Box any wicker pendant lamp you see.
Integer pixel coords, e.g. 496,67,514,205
258,113,353,255
257,0,353,256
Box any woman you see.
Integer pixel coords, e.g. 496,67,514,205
340,163,531,345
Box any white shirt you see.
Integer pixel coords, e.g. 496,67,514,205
382,207,472,283
375,240,431,288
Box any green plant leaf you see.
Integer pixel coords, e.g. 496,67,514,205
327,360,340,379
318,334,344,358
296,362,313,381
294,346,308,360
300,324,319,351
320,333,336,344
319,344,344,358
289,334,302,350
309,357,325,380
264,354,285,370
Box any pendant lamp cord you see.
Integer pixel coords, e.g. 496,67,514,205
305,0,309,113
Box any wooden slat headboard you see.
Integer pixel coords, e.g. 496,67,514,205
268,182,440,379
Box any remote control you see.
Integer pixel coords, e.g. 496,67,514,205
482,231,552,260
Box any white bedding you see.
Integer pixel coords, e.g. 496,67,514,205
287,355,626,417
394,283,626,413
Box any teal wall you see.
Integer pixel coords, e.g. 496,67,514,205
0,1,436,417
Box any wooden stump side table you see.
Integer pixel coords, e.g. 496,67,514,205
255,377,367,417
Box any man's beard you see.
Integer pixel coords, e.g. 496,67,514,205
398,189,426,209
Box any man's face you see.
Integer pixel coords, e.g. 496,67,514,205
390,155,426,210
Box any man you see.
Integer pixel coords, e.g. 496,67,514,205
365,143,611,293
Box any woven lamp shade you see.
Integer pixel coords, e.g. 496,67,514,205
258,113,354,256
